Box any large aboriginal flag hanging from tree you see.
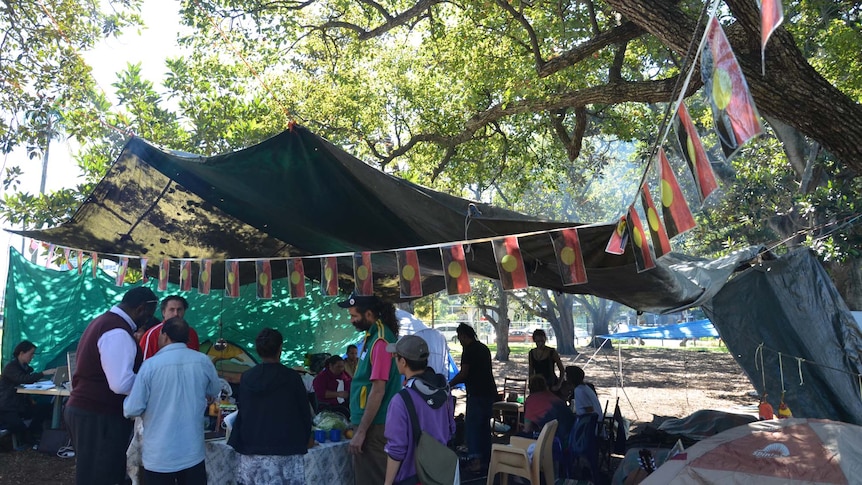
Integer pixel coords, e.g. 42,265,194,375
674,102,718,202
440,244,471,295
493,237,528,291
550,228,587,286
702,16,762,159
397,250,422,298
659,148,696,238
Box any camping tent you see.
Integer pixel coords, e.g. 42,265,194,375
642,418,862,484
11,124,759,314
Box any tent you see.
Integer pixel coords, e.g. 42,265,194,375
642,418,862,484
703,248,862,425
11,125,760,314
599,319,718,340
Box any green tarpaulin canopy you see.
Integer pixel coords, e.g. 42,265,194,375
11,125,760,313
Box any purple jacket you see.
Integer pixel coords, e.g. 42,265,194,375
384,386,455,483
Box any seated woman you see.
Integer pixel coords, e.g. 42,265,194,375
0,341,55,448
312,355,351,417
568,366,602,416
523,375,573,439
528,329,565,392
228,328,313,483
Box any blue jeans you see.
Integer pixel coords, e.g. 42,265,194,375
465,395,495,462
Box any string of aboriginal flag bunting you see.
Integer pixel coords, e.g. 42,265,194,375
28,2,784,301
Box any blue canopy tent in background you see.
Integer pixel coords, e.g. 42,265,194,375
599,319,719,340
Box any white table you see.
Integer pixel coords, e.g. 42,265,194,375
16,386,70,428
206,438,354,485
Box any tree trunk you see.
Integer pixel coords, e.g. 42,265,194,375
543,292,578,355
477,281,512,361
826,259,862,311
605,0,862,175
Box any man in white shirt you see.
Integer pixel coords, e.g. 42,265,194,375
124,317,220,484
64,286,157,485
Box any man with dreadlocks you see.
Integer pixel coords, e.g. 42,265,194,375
338,292,401,484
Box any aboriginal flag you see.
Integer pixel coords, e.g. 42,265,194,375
198,259,212,295
353,252,373,296
440,245,471,296
158,259,170,291
397,250,423,298
288,258,306,298
640,184,671,258
493,237,528,291
63,248,73,270
702,16,762,159
321,257,339,296
605,217,628,255
626,206,656,272
550,228,587,286
659,148,696,238
140,257,149,283
45,244,55,268
761,0,784,72
91,252,99,278
225,260,240,298
256,260,273,299
77,250,84,275
179,260,192,291
675,102,718,202
116,257,129,287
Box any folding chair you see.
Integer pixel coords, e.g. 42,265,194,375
492,377,527,437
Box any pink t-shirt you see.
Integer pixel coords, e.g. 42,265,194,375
369,338,393,381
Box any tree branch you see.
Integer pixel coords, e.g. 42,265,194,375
318,0,443,40
538,21,643,78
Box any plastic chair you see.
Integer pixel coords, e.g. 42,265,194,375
562,413,600,482
492,377,527,436
486,419,558,485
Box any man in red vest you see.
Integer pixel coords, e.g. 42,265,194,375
64,286,157,485
139,295,200,360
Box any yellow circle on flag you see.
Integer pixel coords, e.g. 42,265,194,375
259,273,269,286
201,270,209,281
560,246,575,265
324,267,333,281
616,220,626,236
181,268,188,280
448,261,462,278
501,254,517,273
291,271,301,285
713,68,732,110
633,227,643,247
647,208,660,231
227,273,235,285
402,265,416,281
357,265,368,281
661,180,674,207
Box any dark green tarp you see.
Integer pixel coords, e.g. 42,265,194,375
12,125,760,313
2,247,357,370
703,248,862,425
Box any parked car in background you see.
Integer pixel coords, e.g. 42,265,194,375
508,330,531,343
435,324,460,343
574,328,590,340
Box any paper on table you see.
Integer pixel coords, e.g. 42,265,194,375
22,382,56,390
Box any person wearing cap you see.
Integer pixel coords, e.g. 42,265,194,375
382,336,455,485
448,322,497,474
64,286,157,485
337,292,402,485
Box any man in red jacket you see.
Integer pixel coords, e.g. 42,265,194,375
64,286,157,485
139,295,200,360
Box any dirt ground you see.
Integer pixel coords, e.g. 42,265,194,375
0,345,755,484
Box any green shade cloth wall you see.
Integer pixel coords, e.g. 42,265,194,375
2,247,358,371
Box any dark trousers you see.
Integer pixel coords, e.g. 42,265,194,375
64,405,132,485
0,403,50,444
144,460,207,485
465,395,494,462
